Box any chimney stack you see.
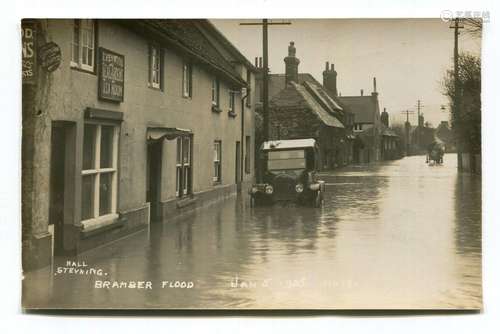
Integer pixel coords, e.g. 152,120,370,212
360,89,364,96
259,57,263,68
372,77,379,98
323,60,338,96
254,57,258,67
284,41,300,86
381,107,389,127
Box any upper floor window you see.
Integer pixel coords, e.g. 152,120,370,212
149,45,162,89
211,77,220,106
246,69,252,107
182,63,193,97
71,19,95,72
229,91,235,112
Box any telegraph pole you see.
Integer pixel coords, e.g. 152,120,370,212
240,19,291,142
416,99,424,149
450,18,464,170
401,109,415,156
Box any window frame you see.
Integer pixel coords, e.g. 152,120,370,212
229,90,235,112
211,77,220,106
182,62,193,98
213,140,222,183
149,44,163,89
71,19,96,73
175,136,193,197
245,69,252,107
81,121,119,226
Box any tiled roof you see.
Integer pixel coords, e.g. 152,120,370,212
337,95,378,123
271,82,344,129
122,19,246,87
267,73,323,100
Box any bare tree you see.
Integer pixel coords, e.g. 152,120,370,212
462,18,483,38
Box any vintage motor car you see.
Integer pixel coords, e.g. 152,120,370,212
250,139,325,207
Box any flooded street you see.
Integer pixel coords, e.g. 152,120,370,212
23,154,482,309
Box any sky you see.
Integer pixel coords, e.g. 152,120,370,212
212,19,481,127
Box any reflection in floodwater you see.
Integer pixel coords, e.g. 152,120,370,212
23,154,482,309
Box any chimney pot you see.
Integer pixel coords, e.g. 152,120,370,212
325,61,329,71
331,63,335,71
361,89,364,96
373,77,377,93
284,41,300,85
255,57,258,67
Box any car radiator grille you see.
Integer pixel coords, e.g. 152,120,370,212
273,175,296,201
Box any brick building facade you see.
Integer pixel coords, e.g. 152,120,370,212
256,42,354,170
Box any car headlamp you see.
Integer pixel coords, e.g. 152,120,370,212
295,183,304,193
265,185,274,194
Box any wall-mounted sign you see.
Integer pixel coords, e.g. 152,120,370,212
22,20,37,85
98,47,125,103
38,42,61,72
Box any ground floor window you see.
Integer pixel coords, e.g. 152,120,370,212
81,122,119,221
176,136,192,197
213,140,222,183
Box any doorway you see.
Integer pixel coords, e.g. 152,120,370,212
147,141,163,222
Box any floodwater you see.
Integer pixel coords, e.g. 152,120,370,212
23,154,482,309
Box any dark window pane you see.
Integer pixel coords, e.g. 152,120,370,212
99,172,113,215
176,138,182,164
83,124,96,170
100,125,114,168
81,174,95,220
182,137,190,164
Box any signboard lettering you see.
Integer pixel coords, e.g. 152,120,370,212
98,48,125,102
22,21,37,84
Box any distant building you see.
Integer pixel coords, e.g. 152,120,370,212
380,108,401,160
337,79,382,163
256,42,354,170
435,121,455,152
410,113,436,154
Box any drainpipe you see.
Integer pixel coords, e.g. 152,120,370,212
240,86,249,187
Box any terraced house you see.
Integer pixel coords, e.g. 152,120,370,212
22,19,256,270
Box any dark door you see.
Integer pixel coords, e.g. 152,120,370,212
235,141,241,185
49,125,66,256
147,141,162,222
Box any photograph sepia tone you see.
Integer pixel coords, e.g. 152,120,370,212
21,18,482,309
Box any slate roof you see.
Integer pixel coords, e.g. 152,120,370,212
337,95,378,123
120,19,247,87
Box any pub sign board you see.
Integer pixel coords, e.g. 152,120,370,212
22,20,37,85
98,47,125,102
